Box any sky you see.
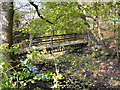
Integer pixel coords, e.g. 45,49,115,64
14,0,43,12
14,0,33,12
13,0,40,23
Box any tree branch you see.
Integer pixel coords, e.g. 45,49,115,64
29,1,54,24
75,2,90,27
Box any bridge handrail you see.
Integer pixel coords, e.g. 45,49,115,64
14,32,87,46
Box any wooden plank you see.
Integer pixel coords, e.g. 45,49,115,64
16,40,88,54
30,36,81,46
32,33,79,39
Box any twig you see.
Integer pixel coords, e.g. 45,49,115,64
28,1,54,24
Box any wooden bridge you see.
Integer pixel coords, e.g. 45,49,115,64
14,32,88,54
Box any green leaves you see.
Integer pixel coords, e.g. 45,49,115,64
19,76,24,80
41,2,88,35
20,81,27,86
92,52,99,58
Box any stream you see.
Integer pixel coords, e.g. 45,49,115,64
17,55,47,81
16,42,88,82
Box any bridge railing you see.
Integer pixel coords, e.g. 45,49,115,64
14,32,87,47
32,33,86,45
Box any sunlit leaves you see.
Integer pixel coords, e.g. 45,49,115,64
40,2,87,35
0,63,4,70
92,52,99,58
20,81,26,86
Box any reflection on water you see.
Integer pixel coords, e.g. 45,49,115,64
17,54,47,81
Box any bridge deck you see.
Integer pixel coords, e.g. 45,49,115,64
16,40,87,54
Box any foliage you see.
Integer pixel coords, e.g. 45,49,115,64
55,53,98,88
92,51,99,58
15,2,88,38
0,44,35,89
0,42,98,89
16,18,52,37
40,2,88,35
1,1,120,89
0,43,63,89
14,10,27,22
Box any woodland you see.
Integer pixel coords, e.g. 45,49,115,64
0,1,120,89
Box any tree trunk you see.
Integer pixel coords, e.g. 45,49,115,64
94,2,108,55
96,16,108,55
0,1,15,66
